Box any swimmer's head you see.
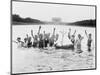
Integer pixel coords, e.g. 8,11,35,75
78,34,81,39
39,34,43,39
89,33,92,38
24,38,27,42
17,37,21,42
89,33,92,36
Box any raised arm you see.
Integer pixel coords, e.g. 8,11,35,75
85,30,88,38
37,26,41,35
68,28,71,39
53,28,56,36
31,29,34,39
73,30,76,35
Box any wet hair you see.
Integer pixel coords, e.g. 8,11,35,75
17,37,21,41
88,33,92,39
24,38,27,42
89,33,92,36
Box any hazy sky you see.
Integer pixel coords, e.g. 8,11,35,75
12,1,95,22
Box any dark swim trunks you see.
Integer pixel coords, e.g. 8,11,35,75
87,39,92,47
27,42,32,48
39,40,44,48
44,39,49,47
49,42,54,47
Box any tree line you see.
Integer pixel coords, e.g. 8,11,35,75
12,14,96,27
12,14,44,25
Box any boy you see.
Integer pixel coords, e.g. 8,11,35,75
85,30,92,52
68,28,76,50
31,30,38,48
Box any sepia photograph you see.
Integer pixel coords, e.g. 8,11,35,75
11,0,96,74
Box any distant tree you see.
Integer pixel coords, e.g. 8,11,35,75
12,14,23,22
